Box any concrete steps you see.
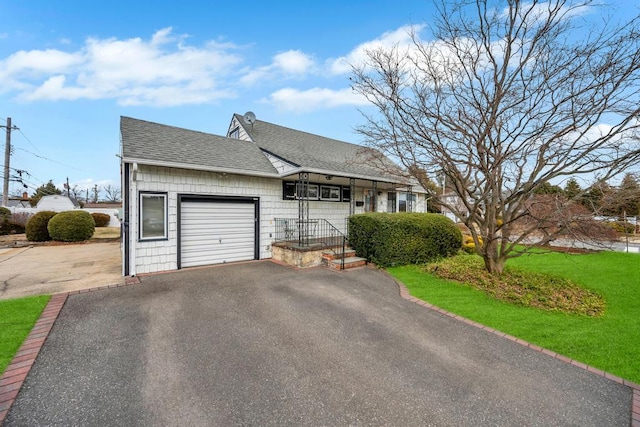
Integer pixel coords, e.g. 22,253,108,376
321,247,367,270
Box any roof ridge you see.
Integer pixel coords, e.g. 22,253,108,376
232,113,362,148
121,116,226,140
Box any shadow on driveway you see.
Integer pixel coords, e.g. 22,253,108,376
4,261,633,426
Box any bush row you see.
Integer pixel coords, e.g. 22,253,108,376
348,213,462,267
25,210,95,242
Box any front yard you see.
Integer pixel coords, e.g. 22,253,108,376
388,250,640,384
0,295,50,374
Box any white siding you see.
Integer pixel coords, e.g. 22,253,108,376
126,165,429,274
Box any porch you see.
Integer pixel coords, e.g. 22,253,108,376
271,218,365,270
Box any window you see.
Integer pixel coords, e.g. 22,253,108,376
387,192,397,213
229,126,240,139
282,181,350,202
297,183,319,199
283,182,296,200
341,186,351,202
140,193,167,240
320,185,341,201
398,192,417,212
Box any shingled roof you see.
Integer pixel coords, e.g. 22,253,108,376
120,115,407,183
233,114,403,182
120,116,278,176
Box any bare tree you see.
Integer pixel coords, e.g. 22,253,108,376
102,185,122,203
351,0,640,273
68,185,84,205
91,184,100,204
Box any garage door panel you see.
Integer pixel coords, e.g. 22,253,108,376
181,200,256,268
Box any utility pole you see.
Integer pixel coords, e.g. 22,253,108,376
2,117,18,207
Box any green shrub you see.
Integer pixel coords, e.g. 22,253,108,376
48,210,95,242
610,221,635,234
91,212,111,227
1,220,24,235
348,213,462,267
25,211,57,241
0,207,10,219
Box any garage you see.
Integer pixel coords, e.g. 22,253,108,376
179,196,259,268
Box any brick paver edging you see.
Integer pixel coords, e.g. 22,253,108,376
0,293,67,425
388,273,640,427
0,276,142,425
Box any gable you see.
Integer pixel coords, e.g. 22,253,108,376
232,114,406,183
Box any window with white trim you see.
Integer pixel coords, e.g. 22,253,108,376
139,192,167,240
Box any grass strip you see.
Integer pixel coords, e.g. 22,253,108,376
0,295,51,374
387,251,640,383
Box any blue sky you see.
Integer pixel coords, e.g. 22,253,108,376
0,0,437,198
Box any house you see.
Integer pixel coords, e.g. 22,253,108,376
5,192,31,208
120,113,428,275
36,195,79,211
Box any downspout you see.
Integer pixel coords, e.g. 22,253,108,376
122,163,130,276
129,162,138,276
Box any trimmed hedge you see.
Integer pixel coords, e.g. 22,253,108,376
48,210,95,242
348,212,462,267
26,211,57,241
91,212,111,227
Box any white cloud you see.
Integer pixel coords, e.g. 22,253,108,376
240,49,316,86
329,24,425,75
265,87,368,113
1,27,243,106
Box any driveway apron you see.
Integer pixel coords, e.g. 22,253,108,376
4,261,632,426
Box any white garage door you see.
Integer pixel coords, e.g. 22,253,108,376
181,200,256,268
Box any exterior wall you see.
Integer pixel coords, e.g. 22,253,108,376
36,195,76,210
262,152,297,174
126,165,360,274
126,164,430,275
227,116,252,141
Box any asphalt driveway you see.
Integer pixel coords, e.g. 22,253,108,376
4,261,633,426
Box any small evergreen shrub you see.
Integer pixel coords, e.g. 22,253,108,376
26,211,57,241
48,210,95,242
348,213,462,267
0,207,10,219
91,212,111,227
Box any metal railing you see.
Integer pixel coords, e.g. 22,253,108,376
274,218,349,270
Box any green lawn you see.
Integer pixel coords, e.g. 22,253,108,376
0,295,51,374
388,251,640,384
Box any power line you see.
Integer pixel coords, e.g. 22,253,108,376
14,146,87,172
16,128,41,154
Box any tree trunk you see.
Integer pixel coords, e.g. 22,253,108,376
482,239,505,275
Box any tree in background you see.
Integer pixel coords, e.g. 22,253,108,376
351,0,640,273
613,173,640,217
91,184,99,204
102,185,122,203
564,178,582,201
29,181,62,207
534,182,563,195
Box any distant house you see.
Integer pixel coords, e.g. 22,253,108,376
120,113,429,275
5,192,30,208
36,195,79,211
